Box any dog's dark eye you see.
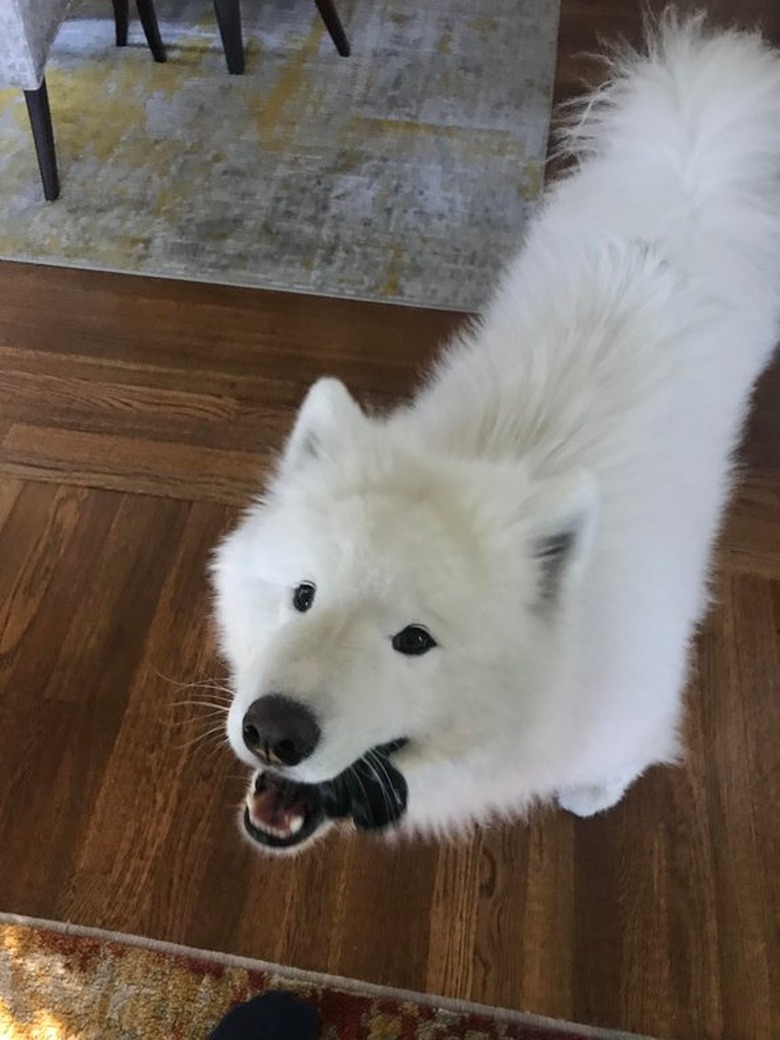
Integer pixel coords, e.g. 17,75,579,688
292,582,316,612
391,625,437,656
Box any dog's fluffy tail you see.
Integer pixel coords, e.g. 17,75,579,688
557,8,780,314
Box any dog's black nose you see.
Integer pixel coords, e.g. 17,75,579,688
242,695,321,767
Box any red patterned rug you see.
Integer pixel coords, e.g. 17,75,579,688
0,914,650,1039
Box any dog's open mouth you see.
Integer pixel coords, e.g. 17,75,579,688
243,739,408,850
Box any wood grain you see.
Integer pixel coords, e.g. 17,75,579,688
0,2,779,1038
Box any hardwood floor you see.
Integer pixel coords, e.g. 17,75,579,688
1,3,779,1038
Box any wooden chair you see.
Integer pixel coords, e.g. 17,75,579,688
213,0,350,76
112,0,167,63
0,0,166,201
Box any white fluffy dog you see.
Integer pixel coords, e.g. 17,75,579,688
212,12,780,853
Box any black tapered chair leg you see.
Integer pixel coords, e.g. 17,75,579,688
314,0,350,56
213,0,244,74
112,0,129,45
24,79,60,201
136,0,167,62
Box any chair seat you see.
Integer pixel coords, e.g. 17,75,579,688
1,0,166,200
0,0,72,92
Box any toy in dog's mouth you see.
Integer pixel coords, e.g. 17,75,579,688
243,739,409,850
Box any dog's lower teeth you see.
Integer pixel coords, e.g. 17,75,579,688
251,815,306,841
260,823,290,838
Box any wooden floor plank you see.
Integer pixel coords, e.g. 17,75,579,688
0,264,456,397
719,472,780,578
1,424,265,504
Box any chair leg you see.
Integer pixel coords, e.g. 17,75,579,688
314,0,350,56
135,0,167,62
112,0,129,46
24,79,60,201
213,0,244,75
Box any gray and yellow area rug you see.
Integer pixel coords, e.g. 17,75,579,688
0,0,559,309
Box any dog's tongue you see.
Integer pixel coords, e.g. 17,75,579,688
248,776,311,839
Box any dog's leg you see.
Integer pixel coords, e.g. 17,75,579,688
556,768,642,818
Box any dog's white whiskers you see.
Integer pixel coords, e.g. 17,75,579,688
173,684,232,700
368,749,399,806
170,725,227,752
364,750,395,824
171,698,230,712
202,736,232,768
346,763,373,823
188,681,233,697
164,716,227,735
155,669,233,701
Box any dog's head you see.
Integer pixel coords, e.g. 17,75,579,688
211,378,597,852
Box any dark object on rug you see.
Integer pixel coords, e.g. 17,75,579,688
208,990,320,1040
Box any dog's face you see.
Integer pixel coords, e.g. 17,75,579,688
211,379,597,853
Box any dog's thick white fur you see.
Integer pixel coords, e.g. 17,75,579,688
213,12,780,844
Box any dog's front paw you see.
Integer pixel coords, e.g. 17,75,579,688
556,771,637,818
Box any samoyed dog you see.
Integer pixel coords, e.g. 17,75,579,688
212,12,780,853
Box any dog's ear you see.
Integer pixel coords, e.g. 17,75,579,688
280,378,366,474
527,471,599,608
